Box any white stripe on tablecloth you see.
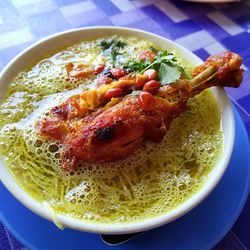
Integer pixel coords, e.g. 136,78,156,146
109,0,136,12
207,11,244,35
110,9,146,26
175,30,216,51
16,0,56,17
0,28,33,50
60,1,96,17
155,1,188,22
204,42,226,54
11,0,42,6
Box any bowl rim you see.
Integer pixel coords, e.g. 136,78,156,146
0,26,235,234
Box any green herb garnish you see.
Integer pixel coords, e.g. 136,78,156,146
158,63,181,85
149,46,159,54
124,51,189,85
123,58,151,72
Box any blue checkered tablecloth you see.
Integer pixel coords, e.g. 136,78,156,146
0,0,249,249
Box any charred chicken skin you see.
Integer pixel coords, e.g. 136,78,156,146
39,51,243,170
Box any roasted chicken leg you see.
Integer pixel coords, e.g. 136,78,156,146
39,51,243,170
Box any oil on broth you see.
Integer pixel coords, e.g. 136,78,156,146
0,36,222,224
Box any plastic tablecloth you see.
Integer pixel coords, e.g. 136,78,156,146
0,0,249,249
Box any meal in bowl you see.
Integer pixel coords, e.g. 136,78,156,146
0,35,243,226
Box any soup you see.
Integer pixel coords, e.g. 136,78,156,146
0,36,223,225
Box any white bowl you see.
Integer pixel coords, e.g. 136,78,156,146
0,27,235,234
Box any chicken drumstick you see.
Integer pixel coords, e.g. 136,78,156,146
39,51,243,170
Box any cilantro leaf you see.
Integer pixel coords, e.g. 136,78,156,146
123,59,151,72
123,50,189,85
158,63,181,84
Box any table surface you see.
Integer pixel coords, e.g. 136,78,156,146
0,0,249,249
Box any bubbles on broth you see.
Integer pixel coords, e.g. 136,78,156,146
0,36,223,224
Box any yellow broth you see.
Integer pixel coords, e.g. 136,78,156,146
0,36,222,224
